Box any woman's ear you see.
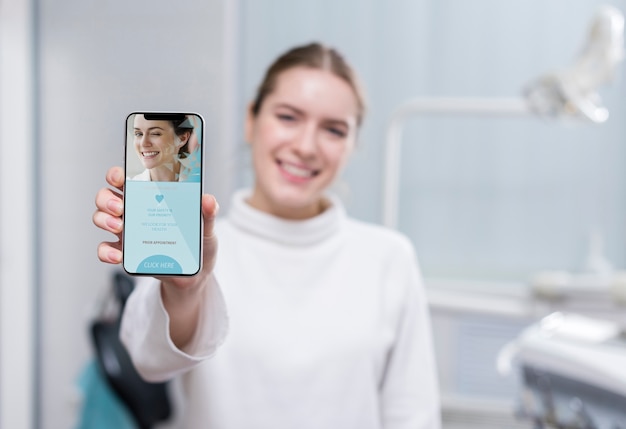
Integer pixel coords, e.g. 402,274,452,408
176,131,191,148
244,102,256,145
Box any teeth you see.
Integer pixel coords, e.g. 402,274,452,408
282,162,315,178
143,151,159,157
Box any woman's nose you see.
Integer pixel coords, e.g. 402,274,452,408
293,125,317,155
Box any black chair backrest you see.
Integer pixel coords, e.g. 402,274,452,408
90,271,171,429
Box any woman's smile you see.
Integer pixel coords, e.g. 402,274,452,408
142,151,160,159
277,159,320,181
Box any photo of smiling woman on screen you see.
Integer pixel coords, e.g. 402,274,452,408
126,113,201,182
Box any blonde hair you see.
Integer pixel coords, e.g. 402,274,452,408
251,42,366,126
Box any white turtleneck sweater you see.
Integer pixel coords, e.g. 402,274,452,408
120,190,440,429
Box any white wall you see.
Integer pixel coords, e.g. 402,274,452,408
34,0,237,427
0,1,36,428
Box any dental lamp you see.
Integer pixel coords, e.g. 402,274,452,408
382,5,625,229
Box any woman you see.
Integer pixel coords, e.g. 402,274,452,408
94,42,441,429
129,114,196,182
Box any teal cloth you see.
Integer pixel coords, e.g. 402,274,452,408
75,360,137,429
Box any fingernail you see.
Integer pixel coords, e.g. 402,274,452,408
112,168,123,183
108,250,122,263
107,200,123,214
106,217,122,231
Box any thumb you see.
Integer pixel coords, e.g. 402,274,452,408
201,194,219,272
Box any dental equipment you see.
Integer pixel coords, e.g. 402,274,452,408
498,312,626,429
382,5,625,229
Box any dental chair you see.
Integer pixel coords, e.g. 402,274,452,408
499,312,626,429
90,271,171,429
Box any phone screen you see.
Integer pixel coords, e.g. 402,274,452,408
122,112,203,276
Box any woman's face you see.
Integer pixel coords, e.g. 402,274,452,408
246,67,359,219
133,116,184,170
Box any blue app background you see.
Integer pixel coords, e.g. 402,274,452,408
123,181,201,275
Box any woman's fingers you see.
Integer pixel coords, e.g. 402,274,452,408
95,166,125,265
92,209,123,234
106,166,125,191
95,187,123,217
95,167,124,217
201,194,219,274
97,241,122,264
202,194,219,236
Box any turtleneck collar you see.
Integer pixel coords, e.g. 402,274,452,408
227,189,345,246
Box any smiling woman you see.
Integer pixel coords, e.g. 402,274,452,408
126,113,197,182
93,42,441,429
245,66,359,219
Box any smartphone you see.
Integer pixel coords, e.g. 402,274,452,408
122,112,204,276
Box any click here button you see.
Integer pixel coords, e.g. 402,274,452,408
138,255,182,274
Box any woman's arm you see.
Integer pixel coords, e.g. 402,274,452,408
380,242,441,429
93,166,227,380
119,274,228,382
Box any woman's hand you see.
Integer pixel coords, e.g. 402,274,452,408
93,166,125,264
93,166,220,348
93,165,219,283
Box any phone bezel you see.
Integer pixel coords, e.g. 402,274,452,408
121,111,205,277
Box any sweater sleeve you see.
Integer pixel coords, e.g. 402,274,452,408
119,274,228,382
380,240,442,429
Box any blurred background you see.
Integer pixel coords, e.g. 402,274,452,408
2,0,626,428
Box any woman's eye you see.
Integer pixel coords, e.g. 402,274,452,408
134,132,143,137
326,127,346,138
150,132,162,137
277,113,296,122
